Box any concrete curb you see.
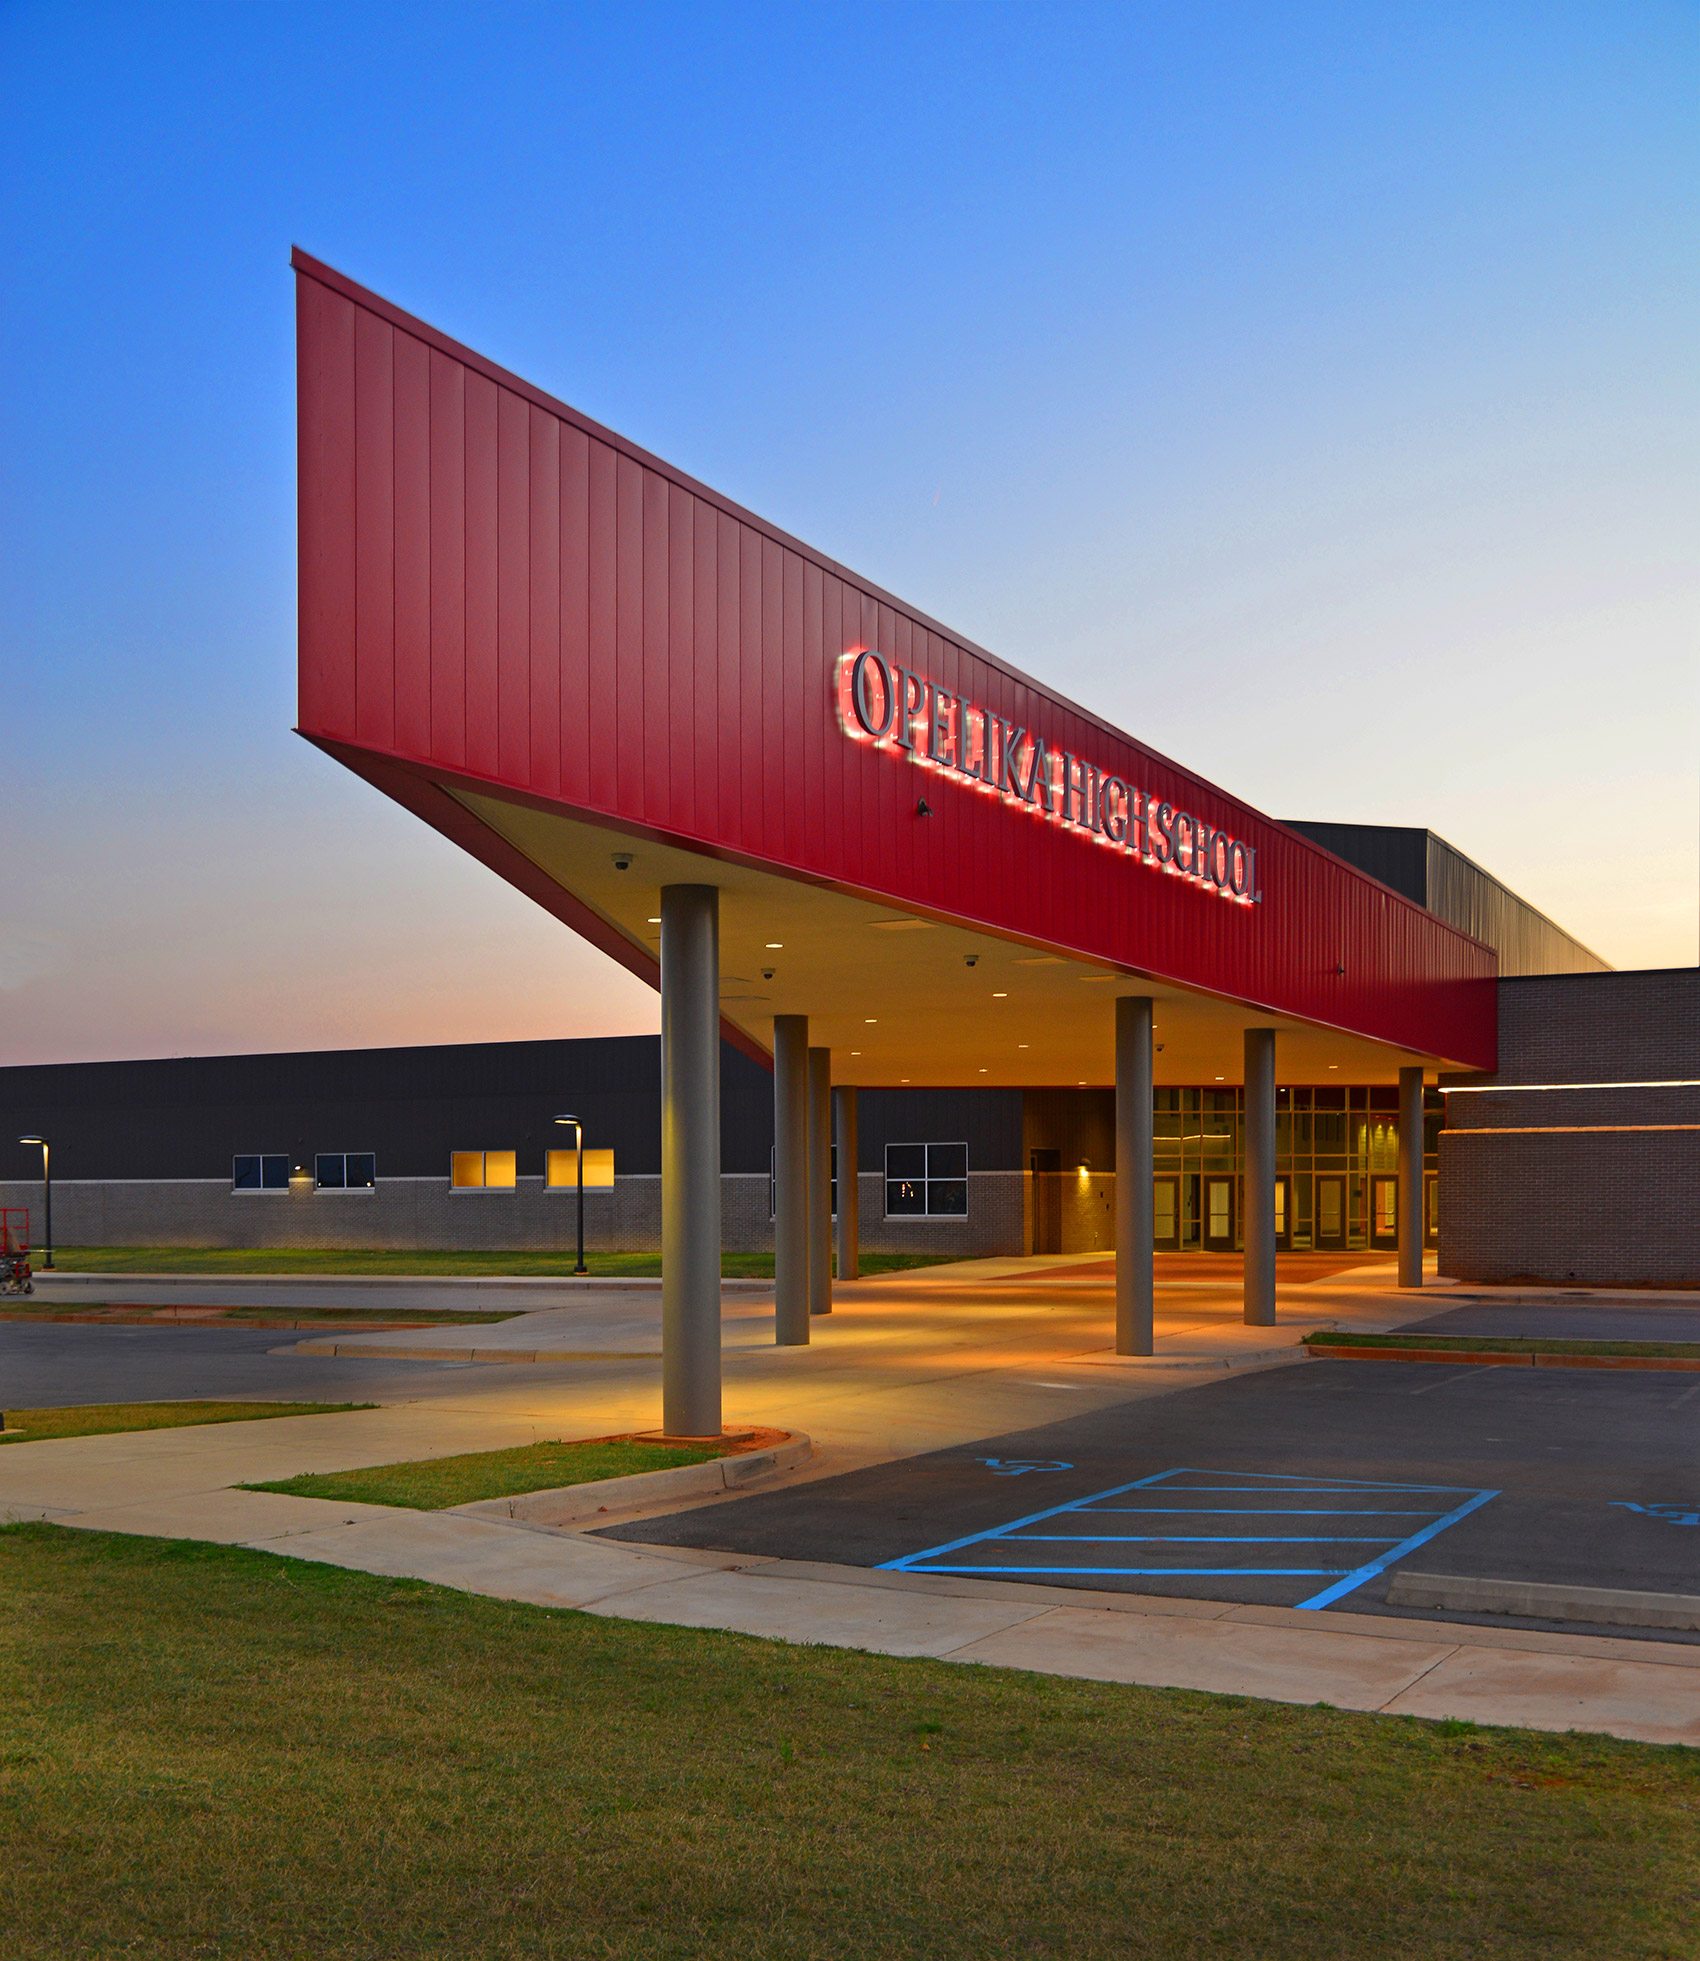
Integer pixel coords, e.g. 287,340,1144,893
1415,1286,1700,1307
1308,1345,1700,1373
292,1342,662,1361
450,1433,813,1526
1388,1571,1700,1632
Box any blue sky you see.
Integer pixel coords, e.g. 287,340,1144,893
2,1,1695,1063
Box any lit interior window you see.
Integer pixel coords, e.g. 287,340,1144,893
546,1148,615,1190
451,1151,517,1190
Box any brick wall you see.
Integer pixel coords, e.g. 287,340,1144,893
1438,967,1700,1286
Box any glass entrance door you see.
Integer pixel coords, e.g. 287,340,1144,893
1153,1177,1180,1250
1371,1176,1399,1249
1316,1177,1345,1249
1204,1177,1235,1251
1274,1176,1291,1250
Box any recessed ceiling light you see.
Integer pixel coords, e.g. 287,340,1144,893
647,917,661,924
851,1051,861,1056
1328,1064,1339,1070
1215,1075,1224,1081
992,991,1008,998
765,943,783,949
900,1077,910,1083
1077,1080,1086,1086
979,1067,987,1073
864,1018,877,1024
1018,1044,1029,1049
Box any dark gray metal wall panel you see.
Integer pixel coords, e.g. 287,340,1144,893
854,1089,1024,1173
0,1037,777,1182
1282,823,1428,906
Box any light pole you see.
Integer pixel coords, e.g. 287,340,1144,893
18,1136,51,1270
553,1115,588,1275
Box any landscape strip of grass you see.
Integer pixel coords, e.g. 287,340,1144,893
244,1435,727,1510
48,1246,967,1278
0,1402,373,1445
0,1305,516,1326
1306,1329,1700,1360
1,1525,1697,1960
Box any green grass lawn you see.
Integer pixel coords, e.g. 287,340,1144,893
48,1246,968,1279
245,1436,726,1510
0,1402,372,1444
1,1526,1696,1959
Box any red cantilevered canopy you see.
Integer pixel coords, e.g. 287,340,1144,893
294,250,1496,1084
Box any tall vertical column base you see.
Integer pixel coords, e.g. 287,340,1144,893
1115,996,1155,1356
807,1045,832,1316
1398,1065,1425,1289
834,1086,859,1283
660,884,722,1437
1244,1027,1277,1328
772,1014,809,1345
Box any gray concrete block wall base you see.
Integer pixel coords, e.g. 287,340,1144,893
0,1171,1025,1257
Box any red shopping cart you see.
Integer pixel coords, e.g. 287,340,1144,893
1,1209,32,1295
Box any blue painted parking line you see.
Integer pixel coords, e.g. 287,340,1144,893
877,1466,1499,1609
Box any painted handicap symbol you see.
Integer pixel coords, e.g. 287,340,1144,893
979,1458,1074,1476
1613,1501,1700,1527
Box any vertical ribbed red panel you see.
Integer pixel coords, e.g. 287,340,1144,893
462,373,499,779
296,276,356,741
392,330,432,759
427,349,465,770
294,252,1497,1068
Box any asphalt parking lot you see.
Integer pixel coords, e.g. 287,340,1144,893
0,1322,490,1407
606,1355,1700,1642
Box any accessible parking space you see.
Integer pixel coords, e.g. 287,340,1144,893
603,1357,1700,1638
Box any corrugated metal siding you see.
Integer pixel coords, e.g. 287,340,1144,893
0,1039,772,1181
295,252,1498,1069
0,1046,1030,1182
1425,836,1610,977
1282,823,1428,906
1286,824,1608,978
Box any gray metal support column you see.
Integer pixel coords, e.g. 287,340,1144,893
834,1086,859,1283
1398,1065,1425,1289
1115,995,1155,1355
772,1014,810,1345
660,884,722,1438
1243,1027,1277,1327
807,1045,833,1317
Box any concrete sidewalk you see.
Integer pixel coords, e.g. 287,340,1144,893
1,1396,1695,1747
288,1251,1421,1365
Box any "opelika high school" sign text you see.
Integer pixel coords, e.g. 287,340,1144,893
840,650,1262,906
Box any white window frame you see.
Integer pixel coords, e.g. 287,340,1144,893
883,1142,969,1219
449,1150,518,1192
232,1153,291,1195
314,1151,377,1193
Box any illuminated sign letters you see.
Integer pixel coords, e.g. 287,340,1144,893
841,649,1262,906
